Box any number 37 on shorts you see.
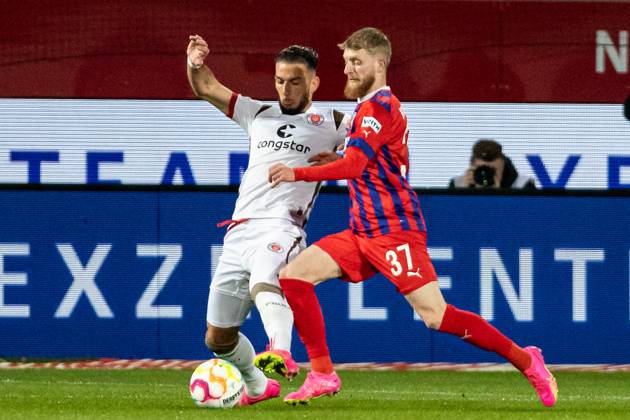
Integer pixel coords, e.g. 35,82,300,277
315,229,437,295
374,230,437,294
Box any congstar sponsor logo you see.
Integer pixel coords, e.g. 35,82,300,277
256,139,311,153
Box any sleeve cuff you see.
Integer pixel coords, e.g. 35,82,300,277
226,91,238,119
293,167,308,182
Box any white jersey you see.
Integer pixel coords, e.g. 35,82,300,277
228,94,348,226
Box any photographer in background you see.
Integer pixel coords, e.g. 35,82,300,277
449,139,537,190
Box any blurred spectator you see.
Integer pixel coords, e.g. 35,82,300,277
449,139,537,190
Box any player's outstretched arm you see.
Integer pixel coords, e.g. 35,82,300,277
268,148,369,188
186,34,233,115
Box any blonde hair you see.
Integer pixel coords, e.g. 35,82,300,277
337,27,392,66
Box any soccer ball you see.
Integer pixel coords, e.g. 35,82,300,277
189,358,245,408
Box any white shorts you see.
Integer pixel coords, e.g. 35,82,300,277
206,218,305,328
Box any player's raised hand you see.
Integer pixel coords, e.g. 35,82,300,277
187,35,209,68
268,163,295,188
307,151,340,166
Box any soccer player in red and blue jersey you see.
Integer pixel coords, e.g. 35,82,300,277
267,27,558,407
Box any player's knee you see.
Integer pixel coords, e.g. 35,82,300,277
250,282,282,301
416,307,445,330
422,315,442,330
204,326,239,354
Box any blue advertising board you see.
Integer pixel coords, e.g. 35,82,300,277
0,189,628,364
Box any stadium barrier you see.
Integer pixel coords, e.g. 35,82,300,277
0,186,628,364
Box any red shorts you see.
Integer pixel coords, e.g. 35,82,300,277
314,229,437,295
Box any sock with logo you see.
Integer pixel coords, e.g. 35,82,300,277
279,278,334,374
438,304,531,372
215,332,268,396
255,291,293,352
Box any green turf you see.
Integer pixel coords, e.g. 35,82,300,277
0,369,628,419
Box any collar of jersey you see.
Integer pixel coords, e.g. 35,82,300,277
357,85,391,103
280,104,316,116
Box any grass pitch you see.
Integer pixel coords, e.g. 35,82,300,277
1,369,628,419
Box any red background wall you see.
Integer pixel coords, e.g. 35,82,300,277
1,0,628,102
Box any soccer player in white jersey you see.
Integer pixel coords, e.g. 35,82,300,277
187,35,348,405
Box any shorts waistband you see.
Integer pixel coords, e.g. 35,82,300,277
216,218,249,231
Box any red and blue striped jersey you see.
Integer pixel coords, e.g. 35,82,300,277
293,87,427,237
343,87,426,237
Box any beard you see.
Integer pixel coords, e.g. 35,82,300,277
279,94,310,115
344,75,375,99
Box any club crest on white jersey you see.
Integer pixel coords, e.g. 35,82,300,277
307,113,324,126
227,94,349,226
267,242,284,253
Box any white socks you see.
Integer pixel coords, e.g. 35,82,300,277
255,291,293,351
215,332,267,396
214,291,293,397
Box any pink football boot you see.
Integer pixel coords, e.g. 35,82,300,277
283,371,341,405
239,378,280,406
523,346,558,407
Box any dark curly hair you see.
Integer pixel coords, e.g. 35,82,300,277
276,45,318,70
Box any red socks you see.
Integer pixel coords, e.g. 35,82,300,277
279,280,532,373
279,278,334,374
438,304,531,372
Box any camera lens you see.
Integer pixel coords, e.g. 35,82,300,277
473,165,496,187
